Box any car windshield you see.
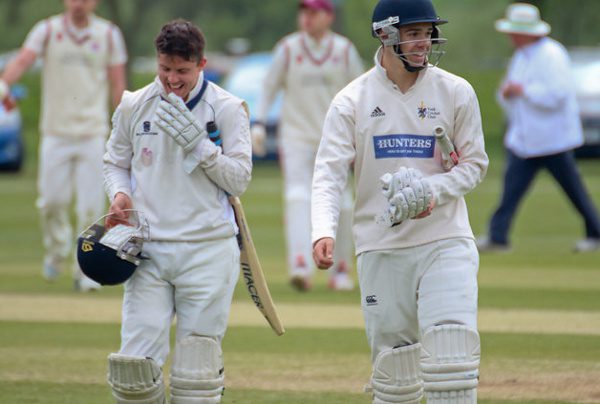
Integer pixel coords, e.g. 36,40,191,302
573,61,600,97
223,53,282,122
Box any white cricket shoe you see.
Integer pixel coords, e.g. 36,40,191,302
328,262,355,291
573,238,600,253
328,272,355,291
75,276,102,292
289,255,312,292
42,259,63,281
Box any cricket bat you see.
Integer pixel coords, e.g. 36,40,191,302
434,125,459,171
229,196,285,336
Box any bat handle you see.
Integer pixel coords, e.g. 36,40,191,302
434,125,459,169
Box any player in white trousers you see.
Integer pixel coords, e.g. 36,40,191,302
0,0,127,291
103,20,252,403
312,0,488,402
252,0,364,291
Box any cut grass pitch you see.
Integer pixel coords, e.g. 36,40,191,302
1,322,599,403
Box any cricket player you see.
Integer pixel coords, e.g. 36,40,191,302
312,0,488,402
252,0,364,291
103,20,251,403
0,0,127,291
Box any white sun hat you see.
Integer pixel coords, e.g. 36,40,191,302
495,2,551,36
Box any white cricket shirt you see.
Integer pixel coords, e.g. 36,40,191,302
23,13,127,138
312,48,489,254
104,74,252,242
256,31,364,146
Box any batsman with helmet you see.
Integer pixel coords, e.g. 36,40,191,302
312,0,488,402
102,20,252,403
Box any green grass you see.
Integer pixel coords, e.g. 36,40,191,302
2,72,600,402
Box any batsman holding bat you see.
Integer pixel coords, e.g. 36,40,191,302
103,20,251,403
312,0,488,402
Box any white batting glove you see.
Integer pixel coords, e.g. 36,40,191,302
0,80,9,101
155,93,207,154
250,122,267,157
380,167,424,198
376,167,433,226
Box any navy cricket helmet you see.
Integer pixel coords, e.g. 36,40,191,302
372,0,446,36
371,0,447,71
77,214,148,285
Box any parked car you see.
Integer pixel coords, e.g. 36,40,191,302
0,86,26,172
221,52,282,160
571,47,600,158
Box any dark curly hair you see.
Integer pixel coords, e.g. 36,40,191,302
155,19,205,62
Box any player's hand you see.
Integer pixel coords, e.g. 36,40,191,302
414,197,436,219
250,123,267,157
106,192,133,229
313,237,334,270
155,93,207,153
501,82,523,99
0,80,9,101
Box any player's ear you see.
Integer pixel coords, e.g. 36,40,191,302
198,58,207,69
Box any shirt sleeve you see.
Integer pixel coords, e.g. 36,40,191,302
312,102,356,243
108,24,128,66
255,40,288,123
426,81,489,206
185,101,253,196
22,20,49,56
103,92,134,201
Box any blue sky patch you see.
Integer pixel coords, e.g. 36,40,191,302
373,134,435,159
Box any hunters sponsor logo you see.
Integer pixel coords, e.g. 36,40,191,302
136,120,159,136
373,134,435,159
417,101,441,120
366,295,378,306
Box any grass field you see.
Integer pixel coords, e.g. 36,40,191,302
2,70,600,403
1,153,600,403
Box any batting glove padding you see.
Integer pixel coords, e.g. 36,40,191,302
155,93,207,154
378,167,432,226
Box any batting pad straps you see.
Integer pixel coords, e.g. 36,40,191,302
421,325,480,404
107,353,166,404
170,335,225,404
371,343,423,403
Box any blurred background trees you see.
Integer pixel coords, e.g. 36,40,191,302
1,0,600,73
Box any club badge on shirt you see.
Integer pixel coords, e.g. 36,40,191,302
417,101,441,120
136,121,158,136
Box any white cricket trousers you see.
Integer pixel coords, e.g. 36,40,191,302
36,135,105,276
119,236,240,366
280,139,353,276
357,238,479,361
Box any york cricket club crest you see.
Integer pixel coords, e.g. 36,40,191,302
417,101,440,120
418,101,428,120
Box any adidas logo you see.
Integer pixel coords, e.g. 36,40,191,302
370,106,386,117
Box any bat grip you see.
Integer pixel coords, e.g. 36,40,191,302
434,126,459,169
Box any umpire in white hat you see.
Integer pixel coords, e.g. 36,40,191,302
477,2,600,253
